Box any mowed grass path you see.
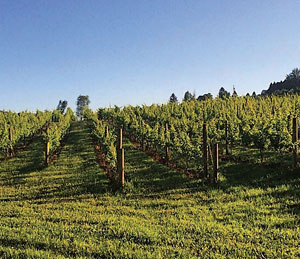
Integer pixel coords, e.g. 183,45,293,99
0,122,299,258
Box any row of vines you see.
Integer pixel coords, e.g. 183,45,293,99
95,95,300,176
84,109,125,186
0,108,75,165
0,110,51,157
43,109,74,165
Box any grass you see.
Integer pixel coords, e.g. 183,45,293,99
0,122,299,258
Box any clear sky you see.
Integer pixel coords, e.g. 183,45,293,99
1,0,300,111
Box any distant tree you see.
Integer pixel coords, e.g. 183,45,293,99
76,95,90,120
206,93,213,100
57,100,68,114
218,87,230,99
261,90,267,96
246,93,250,97
169,93,178,103
263,68,300,95
57,101,62,110
197,95,204,101
252,91,257,97
183,91,194,102
197,93,213,101
286,68,300,81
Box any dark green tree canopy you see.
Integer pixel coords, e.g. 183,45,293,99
76,95,90,119
218,87,230,99
264,67,300,95
183,91,195,102
169,93,178,103
197,93,212,101
286,68,300,81
57,100,68,114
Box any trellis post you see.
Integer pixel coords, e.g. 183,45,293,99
165,123,170,165
293,117,298,169
212,143,219,184
203,123,209,179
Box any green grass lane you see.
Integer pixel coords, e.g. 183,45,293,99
121,140,300,258
0,121,299,258
0,122,110,258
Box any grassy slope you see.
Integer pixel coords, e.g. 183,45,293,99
0,122,299,258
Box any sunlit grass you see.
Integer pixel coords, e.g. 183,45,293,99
0,122,299,258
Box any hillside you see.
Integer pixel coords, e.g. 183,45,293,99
0,121,299,258
263,68,300,95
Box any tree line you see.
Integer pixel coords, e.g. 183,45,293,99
170,67,300,103
263,68,300,95
169,87,252,103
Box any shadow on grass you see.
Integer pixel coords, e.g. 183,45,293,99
2,121,299,216
0,122,110,203
221,160,299,188
0,137,45,187
122,138,299,217
123,139,200,196
220,159,300,216
0,237,105,258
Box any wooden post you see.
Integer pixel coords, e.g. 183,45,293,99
116,128,124,186
45,126,50,166
45,140,50,165
293,117,298,169
213,143,219,184
165,123,170,165
116,128,122,169
8,127,13,141
203,123,209,179
117,128,123,149
8,127,14,158
119,148,125,187
208,143,214,182
105,126,109,138
141,121,145,151
225,120,229,155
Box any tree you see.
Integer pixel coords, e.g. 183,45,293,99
169,93,178,103
76,95,90,120
286,68,300,81
197,93,213,101
263,68,300,95
183,91,194,102
252,91,257,97
57,100,68,114
218,87,230,99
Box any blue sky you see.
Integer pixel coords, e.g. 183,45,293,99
1,0,300,111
